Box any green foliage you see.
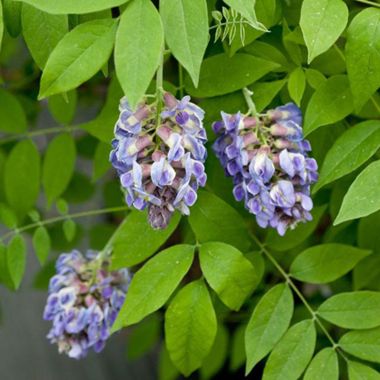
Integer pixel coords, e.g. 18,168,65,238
6,234,26,289
0,88,27,133
32,226,51,265
115,0,163,109
304,348,339,380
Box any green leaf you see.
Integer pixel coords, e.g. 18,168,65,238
4,140,40,219
335,160,380,225
230,324,246,371
3,0,21,37
300,0,348,63
14,0,130,14
188,191,250,252
289,244,371,284
32,227,51,265
184,54,279,98
223,0,266,30
340,327,380,364
39,19,117,98
160,0,208,86
304,75,354,136
288,67,306,106
318,291,380,329
346,8,380,112
115,0,163,109
7,234,26,290
200,324,229,380
262,320,316,380
251,79,287,112
245,284,294,374
126,314,161,360
0,88,27,133
43,134,76,206
48,91,77,125
199,242,257,311
92,142,111,181
112,244,194,330
111,211,181,268
158,344,179,380
165,280,217,376
21,4,68,69
266,205,326,252
314,121,380,193
63,219,76,242
0,1,3,53
304,348,339,380
348,361,380,380
0,203,17,229
305,68,327,90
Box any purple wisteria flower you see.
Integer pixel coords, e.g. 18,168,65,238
213,103,318,236
110,92,207,229
43,250,131,359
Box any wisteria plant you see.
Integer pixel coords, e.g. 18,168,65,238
0,0,380,379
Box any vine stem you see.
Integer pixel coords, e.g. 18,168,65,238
249,232,348,361
0,206,129,243
355,0,380,7
0,125,82,146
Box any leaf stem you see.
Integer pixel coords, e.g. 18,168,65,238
242,87,258,117
155,50,164,129
0,206,129,243
249,232,348,361
0,125,82,146
355,0,380,7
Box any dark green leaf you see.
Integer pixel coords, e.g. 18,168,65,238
158,344,179,380
0,88,27,133
48,91,77,125
200,242,257,310
92,141,111,181
165,280,217,376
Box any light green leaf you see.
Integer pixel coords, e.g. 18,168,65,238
289,244,371,284
112,244,194,330
0,88,27,133
32,226,51,265
165,280,217,376
115,0,163,109
314,121,380,193
184,54,279,98
39,19,118,98
199,242,257,311
262,320,316,380
4,140,40,219
48,91,77,125
200,324,229,380
304,75,354,136
318,291,380,329
335,160,380,225
305,68,327,90
340,327,380,364
348,361,380,380
266,205,326,252
43,134,76,206
160,0,208,86
63,219,76,242
300,0,348,63
304,348,339,380
7,234,26,290
21,4,68,69
14,0,129,14
346,8,380,112
245,284,294,374
223,0,266,30
288,67,306,106
111,211,181,268
188,191,250,252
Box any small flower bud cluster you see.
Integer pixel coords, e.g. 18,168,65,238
43,250,131,359
212,103,318,236
110,93,207,229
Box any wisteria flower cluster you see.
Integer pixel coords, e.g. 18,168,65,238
212,103,318,236
43,250,131,359
110,92,207,229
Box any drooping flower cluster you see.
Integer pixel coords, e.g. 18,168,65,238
213,103,318,236
110,93,207,229
43,250,131,359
